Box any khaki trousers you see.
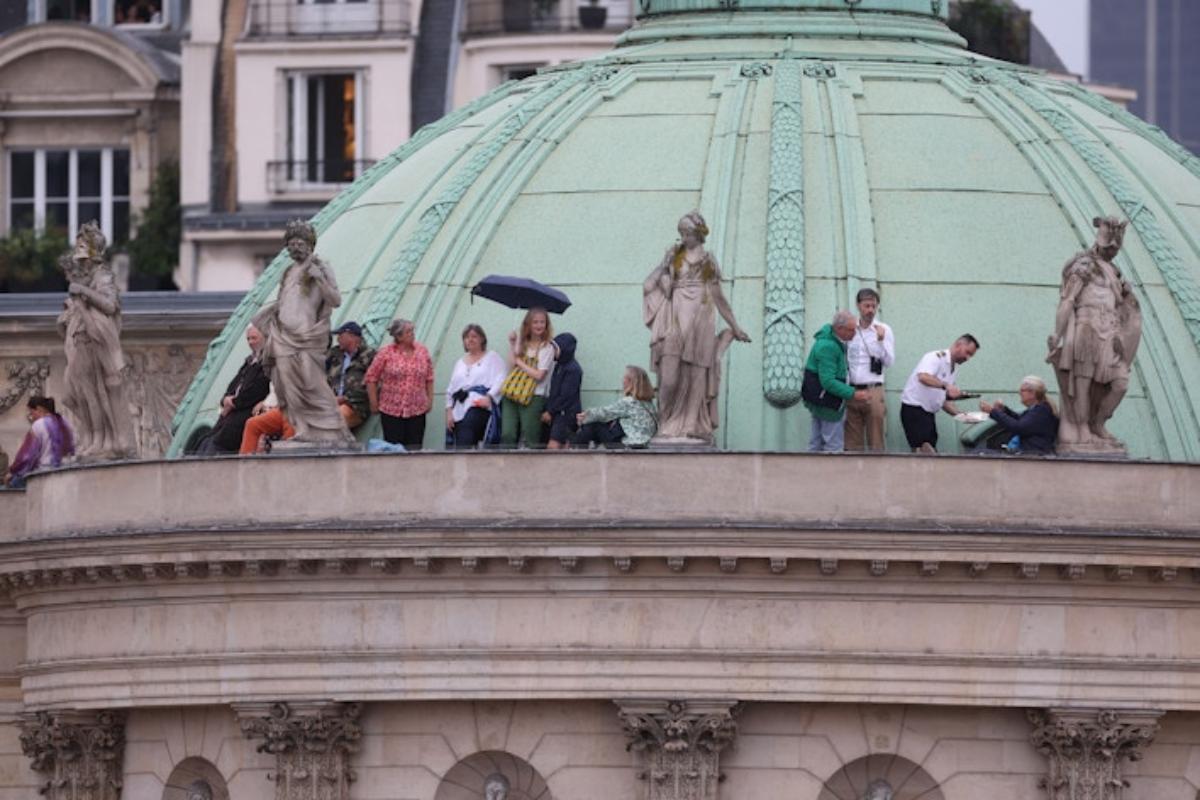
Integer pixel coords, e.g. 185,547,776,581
844,385,887,451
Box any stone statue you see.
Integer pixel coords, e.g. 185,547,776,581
1046,216,1142,454
643,211,751,442
185,780,213,800
863,779,894,800
251,220,352,446
483,773,510,800
56,222,133,460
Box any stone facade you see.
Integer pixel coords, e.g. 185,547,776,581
0,453,1198,798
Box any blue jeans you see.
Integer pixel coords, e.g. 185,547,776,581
809,418,845,452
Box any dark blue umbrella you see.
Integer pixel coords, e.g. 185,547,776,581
470,274,572,314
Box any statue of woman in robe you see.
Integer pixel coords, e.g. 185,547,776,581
643,211,750,442
57,222,133,459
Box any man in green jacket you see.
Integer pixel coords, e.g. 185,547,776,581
803,310,869,452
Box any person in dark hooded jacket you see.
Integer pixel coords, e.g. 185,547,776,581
542,332,583,449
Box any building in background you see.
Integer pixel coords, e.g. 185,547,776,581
1090,0,1198,154
179,0,635,292
0,0,182,265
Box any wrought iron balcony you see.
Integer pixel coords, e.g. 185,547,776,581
267,159,376,193
246,0,411,38
463,0,634,36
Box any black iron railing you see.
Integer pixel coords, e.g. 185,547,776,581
246,0,411,37
267,159,377,193
463,0,634,36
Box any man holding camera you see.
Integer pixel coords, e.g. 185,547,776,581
844,288,895,451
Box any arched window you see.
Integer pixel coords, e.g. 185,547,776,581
819,754,944,800
435,750,552,800
161,757,229,800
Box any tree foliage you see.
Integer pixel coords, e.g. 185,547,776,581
0,228,69,292
127,161,181,280
949,0,1031,65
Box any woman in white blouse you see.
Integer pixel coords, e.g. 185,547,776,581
445,324,507,448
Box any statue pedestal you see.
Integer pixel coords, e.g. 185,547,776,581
1057,440,1129,459
650,435,716,450
270,439,359,455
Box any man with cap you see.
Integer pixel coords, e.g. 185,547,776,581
238,320,375,454
326,321,376,429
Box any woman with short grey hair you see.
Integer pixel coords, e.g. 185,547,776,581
980,375,1059,454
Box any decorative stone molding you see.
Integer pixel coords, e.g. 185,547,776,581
617,699,741,800
1028,708,1161,800
237,701,362,800
1,358,50,414
19,710,125,800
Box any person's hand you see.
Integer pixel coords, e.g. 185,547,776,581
945,385,962,399
68,283,85,296
540,411,552,424
473,396,491,409
873,324,885,341
732,328,751,343
853,389,869,402
445,409,455,431
979,400,993,414
252,401,266,416
993,399,1005,410
336,395,349,406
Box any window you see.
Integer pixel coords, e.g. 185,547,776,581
45,0,92,22
113,0,163,25
284,72,364,187
7,149,131,244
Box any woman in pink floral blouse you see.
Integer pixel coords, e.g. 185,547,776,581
366,319,434,449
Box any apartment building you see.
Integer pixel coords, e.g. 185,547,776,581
178,0,634,292
0,0,182,255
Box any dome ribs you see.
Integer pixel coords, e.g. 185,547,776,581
992,70,1200,459
358,67,598,348
763,58,807,408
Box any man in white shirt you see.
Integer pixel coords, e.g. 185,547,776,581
845,288,895,451
899,334,980,453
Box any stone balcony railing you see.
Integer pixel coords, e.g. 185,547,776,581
245,0,412,38
463,0,635,36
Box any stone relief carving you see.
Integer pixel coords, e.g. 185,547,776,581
863,779,894,800
238,702,362,800
0,358,50,414
617,699,740,800
1028,708,1161,800
763,58,806,408
124,345,200,458
483,773,510,800
19,710,125,800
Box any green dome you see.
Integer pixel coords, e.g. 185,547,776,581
170,4,1200,459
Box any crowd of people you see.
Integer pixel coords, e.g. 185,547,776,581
0,289,1062,487
802,288,1059,456
181,306,660,457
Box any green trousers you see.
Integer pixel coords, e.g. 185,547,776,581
500,396,547,448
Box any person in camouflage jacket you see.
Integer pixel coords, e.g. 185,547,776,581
326,321,376,429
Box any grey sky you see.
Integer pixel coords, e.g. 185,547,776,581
1016,0,1090,76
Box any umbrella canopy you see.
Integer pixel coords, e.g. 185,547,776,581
470,274,571,314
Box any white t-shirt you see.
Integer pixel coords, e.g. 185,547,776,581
518,341,556,398
847,320,895,386
445,350,507,422
900,349,957,413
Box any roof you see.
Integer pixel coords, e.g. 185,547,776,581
169,4,1200,461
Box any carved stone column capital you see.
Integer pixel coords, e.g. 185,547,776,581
19,709,125,800
616,699,741,800
1028,708,1162,800
236,701,362,800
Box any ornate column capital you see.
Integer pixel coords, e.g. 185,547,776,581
19,709,125,800
616,699,741,800
236,701,362,800
1028,708,1162,800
